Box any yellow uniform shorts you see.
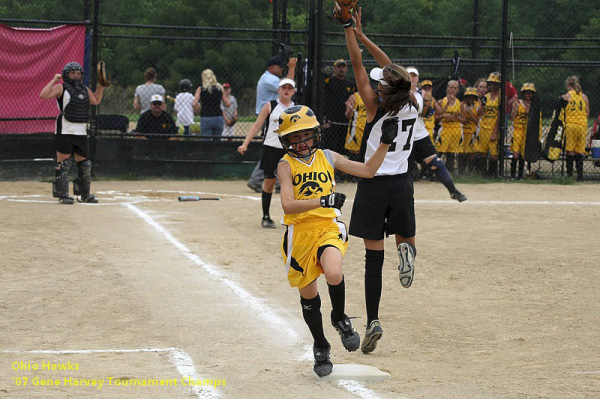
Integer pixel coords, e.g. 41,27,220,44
564,124,587,154
475,127,499,156
281,218,348,288
436,126,463,153
511,128,525,155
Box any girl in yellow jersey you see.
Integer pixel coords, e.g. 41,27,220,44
435,80,465,174
277,105,397,377
460,87,480,174
476,72,501,176
562,75,590,181
344,92,367,156
509,83,542,179
419,80,436,139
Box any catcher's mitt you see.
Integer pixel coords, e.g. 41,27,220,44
333,0,358,27
97,61,110,87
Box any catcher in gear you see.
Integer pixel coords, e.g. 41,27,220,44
39,61,105,204
277,105,396,377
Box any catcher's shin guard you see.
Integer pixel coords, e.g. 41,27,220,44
74,159,97,203
53,160,71,198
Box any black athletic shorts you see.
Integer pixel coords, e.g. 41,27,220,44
349,173,416,240
54,133,89,158
412,135,437,163
260,145,287,179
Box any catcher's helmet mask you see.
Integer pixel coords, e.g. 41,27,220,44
62,62,83,85
278,105,321,158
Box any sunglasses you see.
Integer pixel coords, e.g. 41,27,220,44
151,101,163,106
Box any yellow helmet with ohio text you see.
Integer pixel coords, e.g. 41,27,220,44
278,105,321,158
520,82,536,93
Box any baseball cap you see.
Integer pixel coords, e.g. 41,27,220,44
406,67,419,76
150,94,164,103
267,56,284,68
333,59,347,67
223,83,231,88
279,78,296,88
420,80,433,87
464,87,478,97
369,67,388,86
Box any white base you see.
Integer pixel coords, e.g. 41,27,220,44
314,363,391,382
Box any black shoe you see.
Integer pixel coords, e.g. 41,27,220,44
577,176,584,182
451,191,467,202
247,181,262,193
261,216,276,229
78,194,98,203
59,196,74,205
313,345,333,377
331,313,360,352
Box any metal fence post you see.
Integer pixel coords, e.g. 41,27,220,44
89,0,101,171
498,0,510,177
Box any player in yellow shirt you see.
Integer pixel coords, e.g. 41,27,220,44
509,83,541,179
344,92,366,157
476,72,501,176
277,105,397,377
435,80,465,174
562,75,590,181
419,80,436,139
460,87,480,174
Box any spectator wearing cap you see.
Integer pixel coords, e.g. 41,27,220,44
237,78,296,228
221,83,238,138
134,67,166,114
323,59,357,153
247,55,297,193
255,55,297,115
135,94,178,138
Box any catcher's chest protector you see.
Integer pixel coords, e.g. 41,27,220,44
63,83,90,123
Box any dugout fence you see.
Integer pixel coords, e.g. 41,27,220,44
1,0,599,180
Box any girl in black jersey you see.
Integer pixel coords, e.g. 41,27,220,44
343,8,418,354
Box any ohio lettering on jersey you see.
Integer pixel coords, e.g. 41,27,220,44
293,170,334,197
281,150,339,225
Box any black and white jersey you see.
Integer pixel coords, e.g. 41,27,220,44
412,91,430,141
361,104,419,176
263,99,294,149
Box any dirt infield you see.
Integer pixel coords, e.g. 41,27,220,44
1,180,599,399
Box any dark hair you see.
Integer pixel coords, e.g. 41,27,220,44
144,67,157,82
378,64,413,116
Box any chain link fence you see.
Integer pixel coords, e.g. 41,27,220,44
1,0,599,180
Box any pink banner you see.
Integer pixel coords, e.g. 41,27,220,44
0,24,86,134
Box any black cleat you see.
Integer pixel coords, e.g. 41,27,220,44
331,314,360,352
247,181,262,193
78,194,98,203
313,345,333,377
59,196,74,205
261,216,276,229
398,243,415,288
451,191,467,202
